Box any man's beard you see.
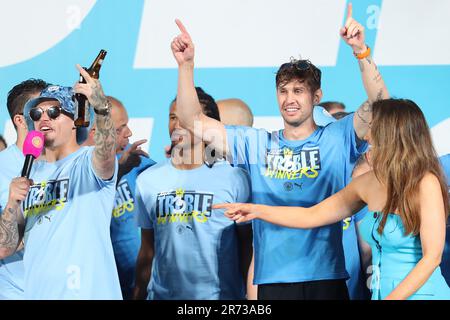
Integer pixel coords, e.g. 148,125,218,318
44,138,54,148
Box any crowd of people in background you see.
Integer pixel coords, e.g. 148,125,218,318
0,3,449,300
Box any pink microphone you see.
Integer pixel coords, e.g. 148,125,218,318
21,130,45,178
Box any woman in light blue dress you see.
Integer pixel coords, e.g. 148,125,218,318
215,99,450,300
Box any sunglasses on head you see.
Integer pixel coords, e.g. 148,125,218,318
281,58,322,83
29,105,73,121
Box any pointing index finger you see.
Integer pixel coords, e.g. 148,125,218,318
212,203,234,210
175,19,190,36
131,139,148,148
175,19,187,33
347,2,353,20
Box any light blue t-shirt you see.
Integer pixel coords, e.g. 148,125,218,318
439,154,450,286
226,114,367,284
111,153,156,299
313,105,336,126
136,159,251,300
0,144,25,300
22,146,121,299
316,106,368,297
316,106,369,298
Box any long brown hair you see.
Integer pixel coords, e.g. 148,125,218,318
370,99,449,235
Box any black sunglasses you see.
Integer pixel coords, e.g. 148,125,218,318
29,105,73,121
280,58,322,83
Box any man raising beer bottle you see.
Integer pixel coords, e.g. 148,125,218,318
0,65,121,299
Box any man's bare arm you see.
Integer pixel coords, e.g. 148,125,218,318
340,3,389,139
92,99,116,179
358,55,389,104
172,19,228,154
74,65,116,180
0,207,22,259
353,55,389,139
0,177,29,259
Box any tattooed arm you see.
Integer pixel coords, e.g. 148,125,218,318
0,206,24,259
352,52,389,139
0,177,29,259
74,65,116,180
340,3,389,139
92,99,116,180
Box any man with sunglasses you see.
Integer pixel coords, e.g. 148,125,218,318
171,2,389,300
0,79,49,299
0,66,122,299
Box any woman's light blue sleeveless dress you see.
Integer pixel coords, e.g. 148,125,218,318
359,211,450,300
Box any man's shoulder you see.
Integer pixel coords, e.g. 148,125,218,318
59,147,95,172
34,147,94,176
215,159,246,172
226,125,271,136
0,145,23,179
65,146,94,163
226,125,274,154
322,113,353,129
137,155,157,171
136,161,170,180
317,113,359,145
211,160,250,181
0,144,21,160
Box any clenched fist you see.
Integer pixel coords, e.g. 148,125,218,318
7,177,33,209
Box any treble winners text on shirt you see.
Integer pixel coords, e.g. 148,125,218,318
22,179,69,217
265,148,321,180
155,189,214,224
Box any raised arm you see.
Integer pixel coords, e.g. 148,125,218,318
214,174,368,229
0,177,29,259
340,3,389,139
385,173,447,300
74,65,116,180
171,19,227,154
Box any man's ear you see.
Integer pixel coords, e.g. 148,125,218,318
13,114,27,130
313,88,323,105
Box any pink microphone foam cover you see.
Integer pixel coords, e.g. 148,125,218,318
23,130,45,158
